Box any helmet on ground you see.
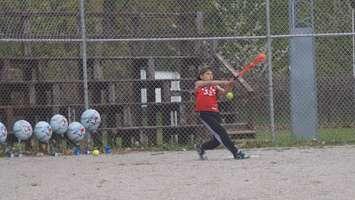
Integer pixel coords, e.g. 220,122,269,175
13,120,32,141
80,109,101,133
50,114,68,136
34,121,52,143
0,122,7,144
67,122,86,143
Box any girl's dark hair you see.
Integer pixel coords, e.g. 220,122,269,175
197,66,213,80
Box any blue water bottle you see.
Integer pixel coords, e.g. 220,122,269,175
73,147,81,155
104,145,112,154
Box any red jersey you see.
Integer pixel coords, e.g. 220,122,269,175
195,85,219,112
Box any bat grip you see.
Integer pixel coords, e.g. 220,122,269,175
233,73,243,81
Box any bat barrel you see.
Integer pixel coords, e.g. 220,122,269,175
255,53,266,63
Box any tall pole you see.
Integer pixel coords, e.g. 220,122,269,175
351,0,355,128
352,1,355,79
266,0,276,142
80,0,89,109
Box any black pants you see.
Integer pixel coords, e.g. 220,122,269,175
199,112,238,155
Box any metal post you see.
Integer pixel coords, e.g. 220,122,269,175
80,0,89,109
351,1,355,128
352,4,355,79
266,0,276,142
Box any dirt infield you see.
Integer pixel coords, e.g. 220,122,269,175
1,145,355,200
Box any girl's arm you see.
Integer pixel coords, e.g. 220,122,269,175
216,79,234,95
194,80,232,90
216,85,227,95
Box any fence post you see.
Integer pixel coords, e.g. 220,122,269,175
80,0,89,110
266,0,276,142
351,0,355,128
352,1,355,79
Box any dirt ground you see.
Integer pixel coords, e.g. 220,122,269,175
0,145,355,200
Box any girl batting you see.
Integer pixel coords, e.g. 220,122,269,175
194,66,249,160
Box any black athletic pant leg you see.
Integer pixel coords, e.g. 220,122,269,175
199,112,238,155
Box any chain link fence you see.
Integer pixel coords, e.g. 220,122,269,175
0,0,354,154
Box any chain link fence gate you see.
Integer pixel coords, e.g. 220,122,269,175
0,0,354,154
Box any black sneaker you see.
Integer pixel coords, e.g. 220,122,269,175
194,144,207,160
234,150,250,160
